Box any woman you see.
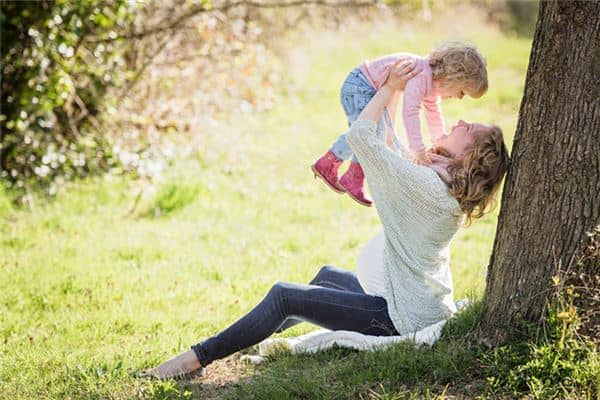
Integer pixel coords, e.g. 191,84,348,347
141,60,509,379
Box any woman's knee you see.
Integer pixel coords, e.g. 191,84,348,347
312,265,336,282
267,281,302,314
268,281,295,299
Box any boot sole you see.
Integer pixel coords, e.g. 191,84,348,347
311,164,345,194
338,183,373,207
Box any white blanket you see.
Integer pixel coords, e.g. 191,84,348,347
238,300,468,364
258,319,447,356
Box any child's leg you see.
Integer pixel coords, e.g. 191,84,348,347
339,106,391,207
331,69,378,160
331,72,376,205
330,133,354,161
313,69,376,193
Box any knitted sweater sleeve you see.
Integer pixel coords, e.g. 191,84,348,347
346,119,448,207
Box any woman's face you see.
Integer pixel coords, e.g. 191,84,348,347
435,120,490,158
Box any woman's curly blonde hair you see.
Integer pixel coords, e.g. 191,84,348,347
429,41,488,98
437,126,510,225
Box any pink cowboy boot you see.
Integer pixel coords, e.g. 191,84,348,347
338,162,372,207
311,150,345,194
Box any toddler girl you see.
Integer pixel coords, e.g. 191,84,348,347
311,42,488,206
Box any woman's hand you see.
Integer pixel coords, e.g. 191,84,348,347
412,150,432,165
384,59,422,92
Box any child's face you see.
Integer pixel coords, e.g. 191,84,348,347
437,84,465,100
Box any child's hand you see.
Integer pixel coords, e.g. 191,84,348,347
412,150,432,165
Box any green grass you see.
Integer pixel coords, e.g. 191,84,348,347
4,8,592,400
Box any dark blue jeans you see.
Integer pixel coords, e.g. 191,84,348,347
191,265,398,367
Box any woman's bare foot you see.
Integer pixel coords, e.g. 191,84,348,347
139,350,203,380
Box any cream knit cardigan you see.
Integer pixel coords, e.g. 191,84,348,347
347,119,463,335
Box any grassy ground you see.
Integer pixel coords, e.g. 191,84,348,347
0,8,539,400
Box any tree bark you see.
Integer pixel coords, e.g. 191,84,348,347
478,0,600,345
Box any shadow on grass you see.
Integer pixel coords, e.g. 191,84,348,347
139,302,487,400
141,299,599,399
138,356,266,400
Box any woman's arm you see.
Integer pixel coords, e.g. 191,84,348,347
385,91,400,148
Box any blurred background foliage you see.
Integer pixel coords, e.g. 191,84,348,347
1,0,136,195
0,0,538,204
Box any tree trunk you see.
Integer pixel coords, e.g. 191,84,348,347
478,0,600,345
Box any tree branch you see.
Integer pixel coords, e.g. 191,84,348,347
116,31,174,101
88,0,378,43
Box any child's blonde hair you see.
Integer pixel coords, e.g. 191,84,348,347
429,42,488,98
444,126,509,225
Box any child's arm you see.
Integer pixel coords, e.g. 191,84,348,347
402,76,427,154
402,76,432,164
423,97,445,143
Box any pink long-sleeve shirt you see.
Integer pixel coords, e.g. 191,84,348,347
359,54,445,153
